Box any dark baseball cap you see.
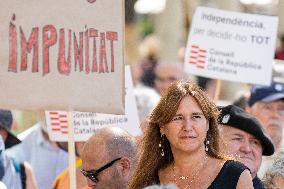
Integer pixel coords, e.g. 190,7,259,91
218,105,274,156
0,110,21,149
248,82,284,107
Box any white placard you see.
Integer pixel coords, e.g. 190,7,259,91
184,7,278,85
45,66,140,141
0,0,124,114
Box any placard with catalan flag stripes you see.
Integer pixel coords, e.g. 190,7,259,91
184,6,278,85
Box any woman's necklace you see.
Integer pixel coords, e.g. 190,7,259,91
172,156,209,189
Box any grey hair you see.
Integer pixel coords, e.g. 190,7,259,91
263,151,284,188
97,127,137,161
105,133,137,160
267,151,284,177
143,184,179,189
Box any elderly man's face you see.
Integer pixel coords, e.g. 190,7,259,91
81,142,125,189
220,126,263,178
247,100,284,150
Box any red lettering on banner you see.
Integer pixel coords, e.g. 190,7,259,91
74,32,84,72
8,19,17,72
99,32,108,73
57,29,71,75
7,17,118,76
85,29,90,73
42,25,57,75
106,31,117,72
89,28,98,72
20,27,39,72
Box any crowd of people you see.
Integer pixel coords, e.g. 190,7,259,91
0,29,283,189
0,72,284,189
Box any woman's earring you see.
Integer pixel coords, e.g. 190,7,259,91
205,140,210,152
159,134,165,157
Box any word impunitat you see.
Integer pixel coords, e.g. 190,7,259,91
8,18,118,76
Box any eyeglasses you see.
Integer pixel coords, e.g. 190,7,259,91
80,157,122,183
258,103,284,116
155,76,178,84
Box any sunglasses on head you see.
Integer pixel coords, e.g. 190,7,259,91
81,157,122,183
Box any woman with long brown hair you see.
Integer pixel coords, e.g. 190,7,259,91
129,81,253,189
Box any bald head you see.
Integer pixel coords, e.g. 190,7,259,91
81,127,137,189
82,127,137,161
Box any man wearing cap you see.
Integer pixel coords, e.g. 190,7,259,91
246,82,284,177
0,109,38,189
246,82,284,151
219,105,274,189
0,110,21,149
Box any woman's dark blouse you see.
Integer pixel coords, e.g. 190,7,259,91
158,160,249,189
207,160,248,189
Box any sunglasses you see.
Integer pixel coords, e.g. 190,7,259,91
80,157,122,183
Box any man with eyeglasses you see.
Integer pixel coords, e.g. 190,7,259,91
154,63,185,95
246,81,284,178
81,127,137,189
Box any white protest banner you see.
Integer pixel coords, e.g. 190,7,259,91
0,0,124,114
184,7,278,85
45,66,140,141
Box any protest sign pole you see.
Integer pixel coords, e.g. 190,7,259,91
67,111,76,189
214,80,222,102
